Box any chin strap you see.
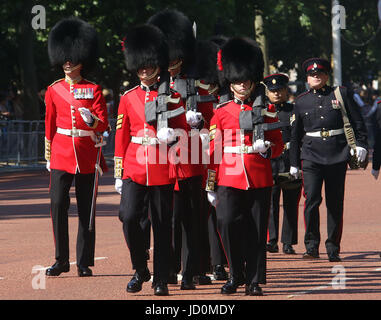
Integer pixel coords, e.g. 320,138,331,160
230,82,254,99
138,67,160,81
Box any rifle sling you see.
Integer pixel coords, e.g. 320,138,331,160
333,87,357,150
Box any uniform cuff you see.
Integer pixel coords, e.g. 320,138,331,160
45,137,51,161
114,157,123,179
205,169,217,192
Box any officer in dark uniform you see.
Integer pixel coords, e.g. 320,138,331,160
264,74,302,255
371,100,381,180
289,58,368,262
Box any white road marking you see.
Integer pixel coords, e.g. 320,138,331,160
35,257,108,271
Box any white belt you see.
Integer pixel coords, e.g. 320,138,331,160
131,136,160,145
57,127,94,138
306,128,344,138
224,145,255,154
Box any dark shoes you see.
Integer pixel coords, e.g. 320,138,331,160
153,281,169,296
77,266,93,277
266,242,279,253
180,277,196,290
126,268,151,293
328,252,341,262
213,265,228,281
245,283,263,296
193,274,212,285
221,277,245,294
283,244,296,255
45,261,70,276
303,248,320,259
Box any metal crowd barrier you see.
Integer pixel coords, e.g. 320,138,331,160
0,119,116,168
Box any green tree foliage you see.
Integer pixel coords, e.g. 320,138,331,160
1,0,380,119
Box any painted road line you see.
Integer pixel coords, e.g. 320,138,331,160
35,257,108,271
287,277,356,298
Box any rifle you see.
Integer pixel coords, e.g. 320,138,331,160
88,133,107,232
173,78,217,112
239,106,290,142
145,72,185,131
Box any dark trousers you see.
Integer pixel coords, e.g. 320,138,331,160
141,193,151,254
50,169,95,267
268,183,301,245
207,204,227,267
172,176,203,279
119,178,173,283
216,186,272,285
302,160,347,254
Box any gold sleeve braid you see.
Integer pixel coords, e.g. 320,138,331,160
209,124,217,141
116,114,124,130
205,169,216,192
114,157,123,179
45,138,51,161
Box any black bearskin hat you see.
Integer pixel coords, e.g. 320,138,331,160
123,24,169,73
219,37,264,85
48,17,98,74
194,40,219,84
147,9,196,75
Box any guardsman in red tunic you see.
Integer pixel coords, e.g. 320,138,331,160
206,37,283,296
194,38,230,281
148,9,211,289
114,24,186,296
44,17,109,277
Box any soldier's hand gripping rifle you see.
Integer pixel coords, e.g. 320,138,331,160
88,128,108,232
239,105,289,156
145,72,185,132
173,78,217,112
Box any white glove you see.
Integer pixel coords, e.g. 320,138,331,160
253,139,271,153
290,166,299,179
207,191,217,207
186,110,203,128
371,169,379,180
350,146,367,163
78,107,94,124
157,127,177,144
115,178,123,194
46,161,51,172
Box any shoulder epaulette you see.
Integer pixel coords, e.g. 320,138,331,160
215,100,232,109
122,85,139,96
49,78,64,87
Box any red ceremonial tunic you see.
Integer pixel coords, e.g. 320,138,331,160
207,99,284,190
114,85,186,186
44,78,109,174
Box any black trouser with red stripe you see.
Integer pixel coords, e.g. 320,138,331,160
173,175,205,280
301,160,347,254
216,186,272,285
268,182,301,245
119,178,173,283
50,169,95,267
208,205,227,267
